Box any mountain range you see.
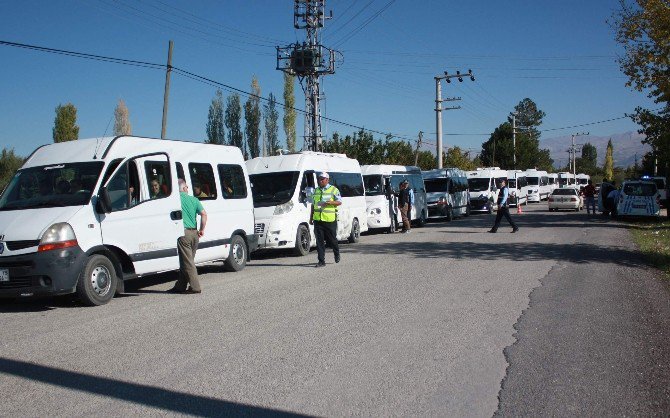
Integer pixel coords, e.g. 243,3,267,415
540,131,650,169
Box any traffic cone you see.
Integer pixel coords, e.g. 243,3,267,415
517,200,523,214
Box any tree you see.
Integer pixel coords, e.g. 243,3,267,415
53,103,79,143
0,148,25,192
603,139,614,181
264,92,280,156
113,99,132,136
445,146,477,171
205,90,225,145
613,0,670,176
225,93,243,153
283,72,297,152
575,142,598,175
245,76,262,159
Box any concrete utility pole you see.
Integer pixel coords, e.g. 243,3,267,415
277,1,336,152
161,40,173,139
414,131,423,166
512,112,517,169
570,132,589,182
434,69,474,168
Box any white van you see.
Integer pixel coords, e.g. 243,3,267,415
422,168,470,220
525,169,550,202
507,170,529,206
576,173,590,189
362,165,427,232
547,173,558,193
557,171,575,188
0,136,257,305
466,167,507,213
246,151,368,256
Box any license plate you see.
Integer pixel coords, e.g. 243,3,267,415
633,203,646,209
0,268,8,282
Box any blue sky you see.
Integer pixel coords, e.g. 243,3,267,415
0,0,655,159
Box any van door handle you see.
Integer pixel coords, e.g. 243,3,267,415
170,210,182,220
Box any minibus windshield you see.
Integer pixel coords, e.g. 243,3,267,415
424,178,448,193
249,171,300,207
527,177,539,186
508,179,516,188
363,175,384,196
467,178,490,192
0,162,104,211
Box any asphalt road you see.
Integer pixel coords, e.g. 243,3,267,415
1,204,669,417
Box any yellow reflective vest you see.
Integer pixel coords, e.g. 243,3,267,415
312,185,340,222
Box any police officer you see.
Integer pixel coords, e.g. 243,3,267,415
489,178,519,233
310,172,342,267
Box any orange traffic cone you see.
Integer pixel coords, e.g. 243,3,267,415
517,201,523,214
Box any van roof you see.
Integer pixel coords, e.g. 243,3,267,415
246,151,361,175
361,165,421,175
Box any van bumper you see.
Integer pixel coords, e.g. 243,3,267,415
0,246,87,298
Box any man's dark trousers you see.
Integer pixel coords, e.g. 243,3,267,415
491,206,517,232
314,220,339,264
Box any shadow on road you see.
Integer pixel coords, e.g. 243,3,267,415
0,357,306,417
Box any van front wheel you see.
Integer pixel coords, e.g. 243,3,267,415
294,225,310,256
76,254,117,306
416,210,427,227
348,218,360,243
224,235,247,272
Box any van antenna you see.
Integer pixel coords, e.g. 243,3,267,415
93,115,114,159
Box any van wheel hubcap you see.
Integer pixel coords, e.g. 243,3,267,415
91,265,111,296
233,243,245,265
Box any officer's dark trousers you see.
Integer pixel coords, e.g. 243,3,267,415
491,206,517,231
314,220,339,264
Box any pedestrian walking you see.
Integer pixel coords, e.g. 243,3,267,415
169,179,208,294
399,180,412,233
310,172,342,267
583,179,597,215
489,178,519,233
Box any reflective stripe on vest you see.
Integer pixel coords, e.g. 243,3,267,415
313,185,339,222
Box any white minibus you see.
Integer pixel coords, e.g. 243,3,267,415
507,170,529,206
576,173,590,191
547,173,558,193
466,167,507,213
525,169,551,202
422,168,470,220
557,171,575,188
0,136,257,306
362,165,427,232
246,151,368,256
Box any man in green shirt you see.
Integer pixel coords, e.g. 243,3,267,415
169,178,208,294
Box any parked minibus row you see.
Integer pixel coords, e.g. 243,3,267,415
0,136,593,306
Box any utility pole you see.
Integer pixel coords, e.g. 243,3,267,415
435,69,474,168
512,112,517,169
414,131,423,166
277,1,336,152
570,132,589,183
161,40,173,139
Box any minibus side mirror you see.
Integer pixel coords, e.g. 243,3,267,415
96,187,112,214
303,187,315,200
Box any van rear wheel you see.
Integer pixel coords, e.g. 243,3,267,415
224,235,247,272
294,225,310,256
348,218,360,243
76,254,117,306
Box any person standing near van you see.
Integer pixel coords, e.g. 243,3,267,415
489,178,519,233
310,172,342,267
169,179,208,294
583,179,597,215
399,180,411,233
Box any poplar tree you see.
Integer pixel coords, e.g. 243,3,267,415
225,93,243,152
206,89,225,145
264,92,280,156
245,76,262,158
53,103,79,143
113,99,132,136
604,139,614,181
283,72,297,152
0,148,25,192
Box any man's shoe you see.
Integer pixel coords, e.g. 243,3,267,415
184,288,202,294
315,262,326,268
166,287,186,294
488,230,497,233
511,228,519,233
335,254,340,263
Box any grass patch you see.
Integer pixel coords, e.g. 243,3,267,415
630,218,670,279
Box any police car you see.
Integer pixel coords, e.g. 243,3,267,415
616,180,661,218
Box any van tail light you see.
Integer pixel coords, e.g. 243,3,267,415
548,197,554,202
570,197,577,202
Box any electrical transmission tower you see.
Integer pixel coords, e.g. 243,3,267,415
277,0,337,152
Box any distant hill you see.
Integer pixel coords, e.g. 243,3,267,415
540,131,650,168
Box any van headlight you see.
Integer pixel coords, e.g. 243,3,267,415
273,200,294,215
38,222,78,252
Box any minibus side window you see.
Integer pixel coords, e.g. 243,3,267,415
145,159,171,200
188,163,217,200
330,172,364,197
217,164,247,199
